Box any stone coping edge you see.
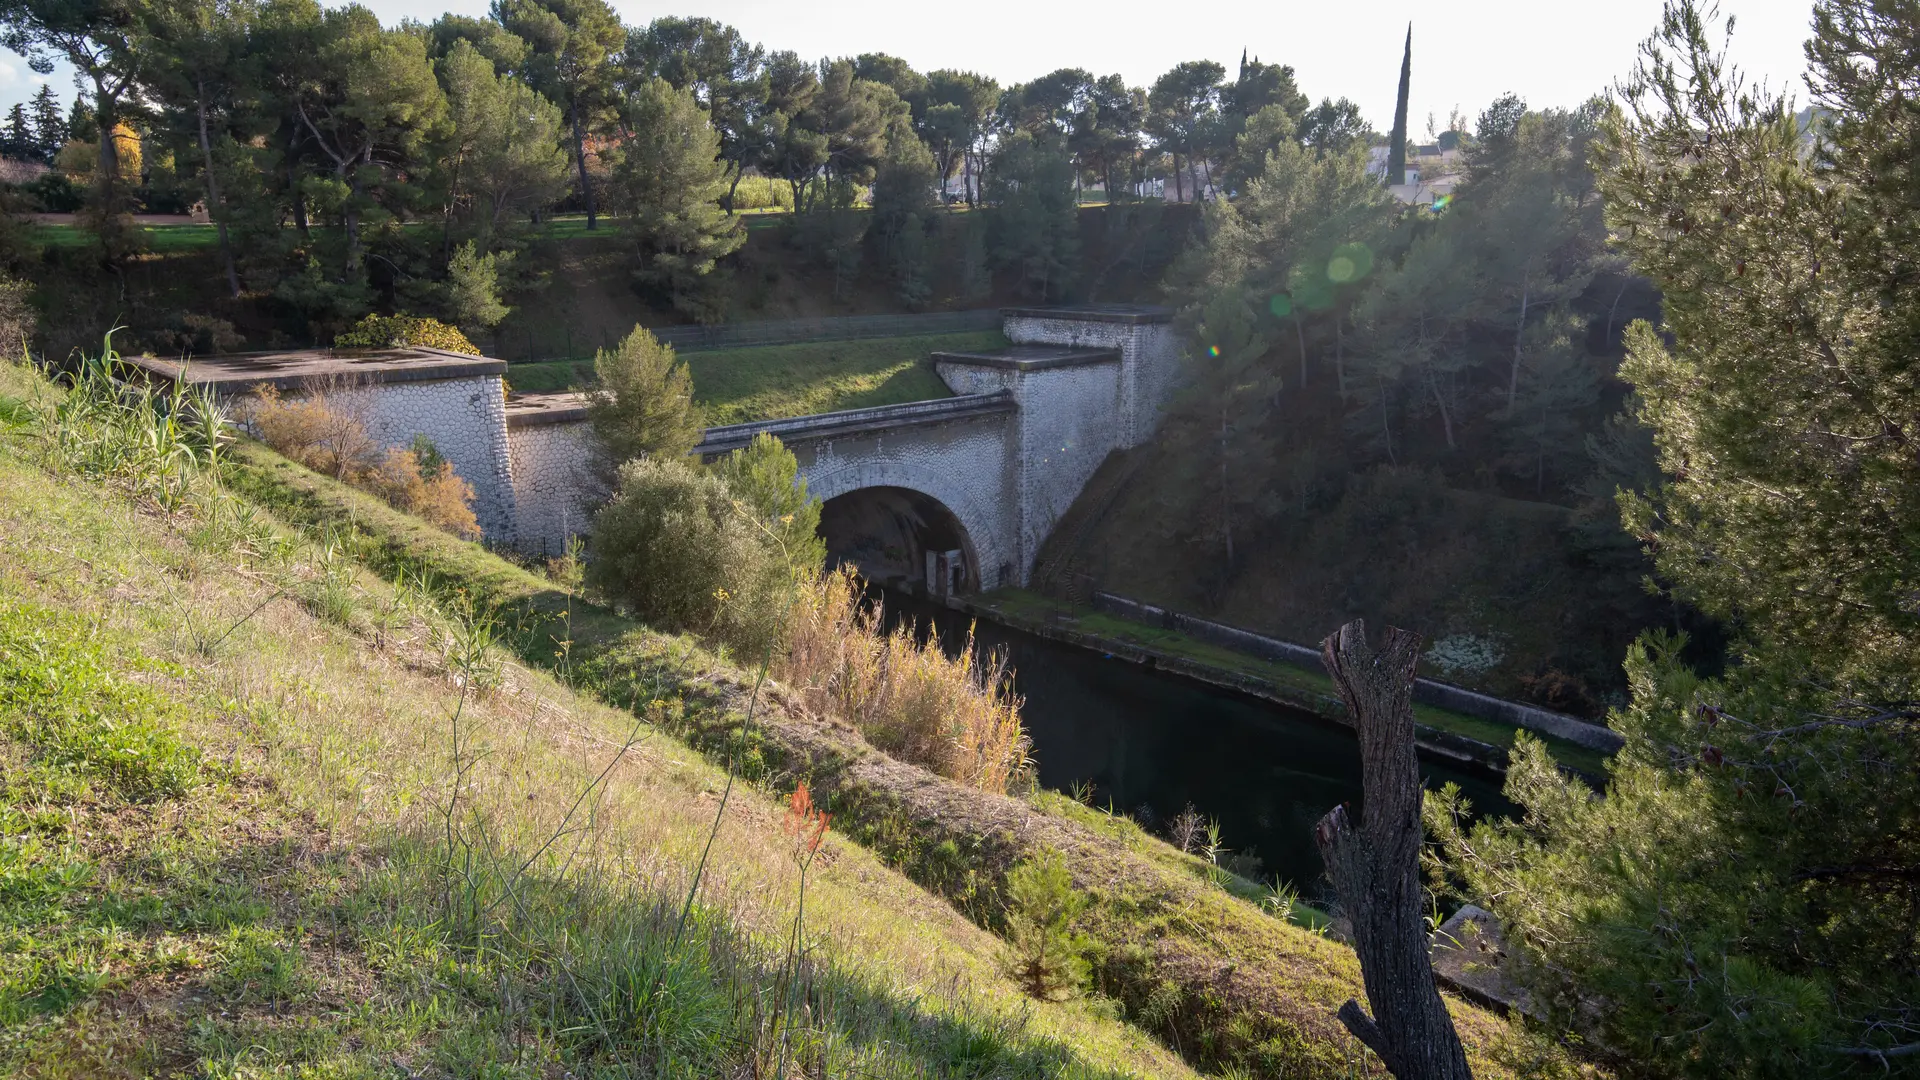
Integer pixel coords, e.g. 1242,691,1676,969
122,349,506,392
1089,592,1625,754
505,403,590,428
1000,305,1174,325
931,347,1120,372
694,391,1015,456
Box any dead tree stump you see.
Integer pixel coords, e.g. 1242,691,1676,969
1315,619,1474,1080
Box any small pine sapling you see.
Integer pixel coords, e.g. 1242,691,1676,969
1004,847,1091,1001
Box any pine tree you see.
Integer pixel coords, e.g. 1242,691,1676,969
3,104,29,159
27,85,61,162
585,324,702,471
1430,4,1920,1073
610,77,744,319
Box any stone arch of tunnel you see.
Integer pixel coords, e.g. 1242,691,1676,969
816,486,983,595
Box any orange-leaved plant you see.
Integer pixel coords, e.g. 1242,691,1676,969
774,782,831,1075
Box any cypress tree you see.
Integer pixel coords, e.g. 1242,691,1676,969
1386,25,1410,185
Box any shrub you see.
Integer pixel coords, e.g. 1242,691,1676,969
585,455,791,660
22,171,82,213
335,313,481,356
782,568,1030,793
586,325,701,468
0,276,34,360
367,445,480,540
151,312,243,357
1003,848,1091,1001
445,241,512,337
248,382,379,480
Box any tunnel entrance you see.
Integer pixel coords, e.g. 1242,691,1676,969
817,486,978,596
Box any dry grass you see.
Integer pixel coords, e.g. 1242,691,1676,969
783,567,1031,793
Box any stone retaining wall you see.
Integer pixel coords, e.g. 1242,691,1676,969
1090,591,1626,753
505,416,599,556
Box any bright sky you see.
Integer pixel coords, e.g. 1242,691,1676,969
0,0,1817,133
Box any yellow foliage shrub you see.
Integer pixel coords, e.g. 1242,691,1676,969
367,447,481,539
781,567,1030,793
335,314,481,356
248,383,378,480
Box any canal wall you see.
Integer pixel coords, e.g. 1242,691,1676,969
1088,592,1625,754
929,592,1529,776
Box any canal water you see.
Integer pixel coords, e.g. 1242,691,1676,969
882,591,1517,898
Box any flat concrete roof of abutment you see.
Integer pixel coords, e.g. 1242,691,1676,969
999,303,1174,324
120,347,507,392
930,344,1121,371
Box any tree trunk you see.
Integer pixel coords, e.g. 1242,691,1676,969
1315,620,1474,1080
1604,275,1630,347
1378,376,1395,466
1335,316,1348,400
1425,365,1456,449
1506,280,1530,412
92,81,118,183
1219,403,1233,565
342,153,364,275
1295,315,1309,389
287,126,310,240
1171,152,1184,202
195,81,241,299
725,166,744,215
571,103,597,230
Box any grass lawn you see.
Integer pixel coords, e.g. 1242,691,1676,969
26,208,800,254
508,329,1002,424
31,221,223,253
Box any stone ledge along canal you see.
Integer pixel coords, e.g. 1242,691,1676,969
882,589,1516,899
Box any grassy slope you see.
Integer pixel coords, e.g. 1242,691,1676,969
0,363,1195,1079
212,439,1593,1079
508,330,997,424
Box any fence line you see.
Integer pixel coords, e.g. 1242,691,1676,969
501,308,1002,363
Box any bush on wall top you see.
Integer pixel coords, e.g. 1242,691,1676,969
335,314,481,356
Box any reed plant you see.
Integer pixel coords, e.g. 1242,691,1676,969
42,331,226,513
782,567,1031,793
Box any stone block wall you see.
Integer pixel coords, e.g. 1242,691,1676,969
935,355,1122,582
228,373,519,541
505,418,601,556
1001,312,1184,447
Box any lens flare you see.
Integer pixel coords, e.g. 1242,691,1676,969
1268,293,1293,318
1431,194,1453,212
1327,243,1374,284
1208,345,1221,357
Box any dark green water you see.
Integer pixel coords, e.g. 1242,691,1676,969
883,591,1516,897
